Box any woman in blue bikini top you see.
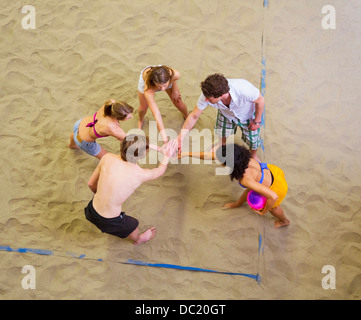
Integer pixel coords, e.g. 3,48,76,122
238,161,274,188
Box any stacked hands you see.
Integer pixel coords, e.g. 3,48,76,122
157,139,179,159
154,139,194,167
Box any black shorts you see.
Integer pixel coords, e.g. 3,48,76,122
84,200,139,239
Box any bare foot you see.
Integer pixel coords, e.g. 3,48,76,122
138,118,145,130
274,219,290,229
68,143,79,149
133,227,156,245
68,134,79,149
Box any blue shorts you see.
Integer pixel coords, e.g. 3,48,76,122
73,120,101,156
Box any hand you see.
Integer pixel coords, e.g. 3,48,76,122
223,202,241,209
252,209,266,216
160,139,178,158
177,151,188,159
248,120,261,131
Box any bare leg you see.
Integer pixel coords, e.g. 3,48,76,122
68,133,79,149
173,98,188,120
270,206,290,229
166,89,188,120
129,227,157,245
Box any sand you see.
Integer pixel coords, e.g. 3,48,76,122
1,0,360,300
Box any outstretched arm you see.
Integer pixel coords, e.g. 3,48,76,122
177,106,203,154
223,188,249,209
141,141,177,181
141,155,170,182
178,140,221,160
144,91,168,142
150,139,177,156
88,161,101,193
179,151,215,160
110,126,127,141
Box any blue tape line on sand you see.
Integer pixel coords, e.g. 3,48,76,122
258,234,263,254
261,57,267,97
259,1,268,153
260,56,266,153
0,246,53,256
124,259,260,281
0,244,261,282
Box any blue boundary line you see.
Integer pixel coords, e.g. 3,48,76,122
0,243,262,283
260,0,268,153
254,0,269,281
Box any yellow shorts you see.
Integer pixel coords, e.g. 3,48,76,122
268,164,288,208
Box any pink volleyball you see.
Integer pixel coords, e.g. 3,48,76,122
247,190,267,211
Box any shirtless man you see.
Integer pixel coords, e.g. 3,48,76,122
85,135,176,244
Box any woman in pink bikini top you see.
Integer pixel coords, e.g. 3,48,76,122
69,100,134,159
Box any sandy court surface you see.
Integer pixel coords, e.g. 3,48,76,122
0,0,360,299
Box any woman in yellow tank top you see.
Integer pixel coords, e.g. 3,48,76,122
216,144,289,228
178,143,289,228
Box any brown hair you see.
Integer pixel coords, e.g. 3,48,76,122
200,73,230,98
145,65,174,89
103,100,134,120
120,134,150,163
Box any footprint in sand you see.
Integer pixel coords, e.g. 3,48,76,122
201,193,229,210
161,172,187,188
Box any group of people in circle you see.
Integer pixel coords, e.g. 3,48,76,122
68,65,289,245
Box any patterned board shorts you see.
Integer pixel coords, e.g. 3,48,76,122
214,110,261,150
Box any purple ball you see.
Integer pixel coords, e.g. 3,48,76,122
247,190,267,210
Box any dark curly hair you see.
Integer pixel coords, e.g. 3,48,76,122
216,144,252,181
200,73,230,98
